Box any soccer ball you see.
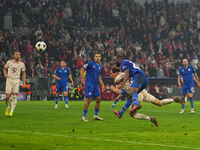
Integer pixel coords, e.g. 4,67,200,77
35,41,47,52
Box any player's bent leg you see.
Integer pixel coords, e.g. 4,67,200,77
129,87,142,115
152,99,162,106
9,94,18,117
94,96,104,121
130,113,158,127
82,98,92,122
160,99,174,105
63,91,69,109
115,99,133,118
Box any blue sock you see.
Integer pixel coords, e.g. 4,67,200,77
119,99,132,116
181,97,184,109
132,92,139,106
189,97,194,109
55,96,59,104
95,109,99,116
64,96,69,104
83,110,88,117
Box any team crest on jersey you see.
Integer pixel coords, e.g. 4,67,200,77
89,92,91,95
99,67,101,70
188,68,190,71
65,70,67,72
93,66,95,68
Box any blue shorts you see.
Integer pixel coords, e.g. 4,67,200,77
56,83,68,93
85,86,101,98
131,73,148,94
182,85,194,95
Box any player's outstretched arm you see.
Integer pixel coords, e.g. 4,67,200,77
99,75,105,92
22,71,26,86
194,73,200,87
52,74,61,80
80,67,85,85
3,67,8,78
177,75,181,88
69,74,74,87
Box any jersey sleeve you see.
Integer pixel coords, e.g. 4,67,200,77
120,88,127,96
121,63,129,72
22,63,26,71
83,62,92,70
68,68,71,75
178,68,182,75
4,61,10,69
54,69,58,75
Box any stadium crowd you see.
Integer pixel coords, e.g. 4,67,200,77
1,0,200,81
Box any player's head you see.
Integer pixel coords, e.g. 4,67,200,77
114,55,122,67
182,59,188,67
94,52,101,64
13,51,21,61
110,66,120,79
60,60,66,68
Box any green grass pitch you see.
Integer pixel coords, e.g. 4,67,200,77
0,100,200,150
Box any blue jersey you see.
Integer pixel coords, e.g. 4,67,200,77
120,60,145,77
179,65,195,86
54,67,70,85
84,61,102,87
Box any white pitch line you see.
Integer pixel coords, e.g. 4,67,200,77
0,129,200,150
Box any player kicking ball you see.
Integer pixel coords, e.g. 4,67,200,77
81,53,105,122
3,51,26,117
178,59,200,113
52,60,74,109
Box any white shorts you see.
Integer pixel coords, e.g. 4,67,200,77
5,78,20,94
138,90,156,104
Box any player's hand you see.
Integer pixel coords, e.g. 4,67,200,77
81,79,85,86
178,82,181,88
110,85,115,91
197,82,200,88
101,85,105,92
4,74,8,78
57,77,61,80
22,83,26,88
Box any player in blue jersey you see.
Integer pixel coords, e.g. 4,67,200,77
114,55,148,118
178,59,200,113
52,60,74,109
80,53,105,122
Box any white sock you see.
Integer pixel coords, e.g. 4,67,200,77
160,99,174,105
10,96,17,113
132,113,150,120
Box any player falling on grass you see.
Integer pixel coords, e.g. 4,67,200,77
3,51,26,117
114,55,148,117
110,66,184,108
178,59,200,113
52,60,74,109
80,52,105,122
110,67,184,127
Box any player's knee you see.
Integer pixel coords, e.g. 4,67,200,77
131,87,139,93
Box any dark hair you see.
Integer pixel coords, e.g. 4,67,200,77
93,52,101,57
116,54,122,58
111,66,120,73
14,50,20,54
60,60,66,63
